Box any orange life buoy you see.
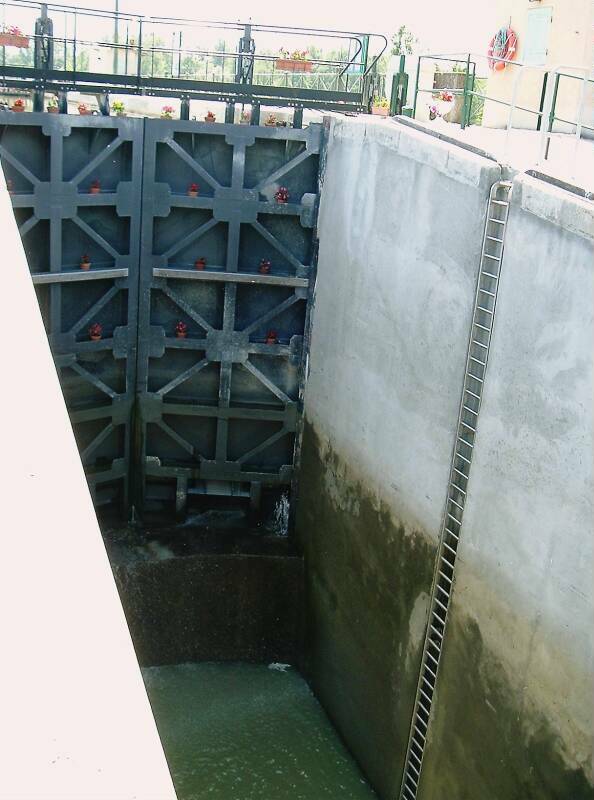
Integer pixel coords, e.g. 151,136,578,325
488,27,518,71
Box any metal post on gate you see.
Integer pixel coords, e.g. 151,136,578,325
460,53,471,130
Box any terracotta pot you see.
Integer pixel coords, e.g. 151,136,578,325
89,187,100,194
90,334,101,341
12,104,25,112
78,109,91,116
275,58,312,73
187,190,198,197
204,114,216,122
371,106,389,117
47,106,59,114
194,258,206,270
0,33,29,48
259,261,271,274
80,261,91,271
176,331,187,338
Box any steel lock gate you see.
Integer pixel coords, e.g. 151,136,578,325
1,111,323,515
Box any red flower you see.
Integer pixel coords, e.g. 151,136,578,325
274,186,289,204
175,321,188,335
89,322,102,339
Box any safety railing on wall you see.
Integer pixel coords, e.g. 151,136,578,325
0,0,387,114
411,52,593,182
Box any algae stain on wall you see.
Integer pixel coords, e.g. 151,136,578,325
418,604,593,800
295,420,438,800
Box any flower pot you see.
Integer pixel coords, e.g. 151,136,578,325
204,115,216,123
194,258,206,270
0,33,29,48
90,333,101,341
176,331,187,338
80,261,91,271
259,260,271,275
265,335,278,345
89,187,100,194
12,104,25,112
78,109,91,116
187,190,198,198
371,106,389,117
47,106,59,114
275,58,312,73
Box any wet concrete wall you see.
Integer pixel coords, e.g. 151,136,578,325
295,117,502,798
418,175,594,798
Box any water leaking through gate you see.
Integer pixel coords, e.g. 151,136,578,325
1,111,323,517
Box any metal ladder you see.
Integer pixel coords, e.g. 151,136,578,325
398,180,513,800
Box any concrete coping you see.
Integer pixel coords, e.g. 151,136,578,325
512,172,594,241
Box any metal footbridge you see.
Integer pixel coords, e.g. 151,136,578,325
0,0,387,119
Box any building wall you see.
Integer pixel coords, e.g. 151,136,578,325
482,0,594,130
296,116,593,798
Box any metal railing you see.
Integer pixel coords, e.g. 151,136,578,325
411,52,593,180
0,0,387,112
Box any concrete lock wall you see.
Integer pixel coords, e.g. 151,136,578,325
295,116,594,799
295,117,502,799
418,175,594,798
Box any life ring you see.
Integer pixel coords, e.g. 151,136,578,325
487,27,518,71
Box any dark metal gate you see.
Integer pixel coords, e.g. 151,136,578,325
136,119,322,514
1,112,323,516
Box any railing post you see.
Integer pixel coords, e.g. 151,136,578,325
460,53,471,130
536,72,548,131
412,55,421,119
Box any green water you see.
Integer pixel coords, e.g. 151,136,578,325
143,662,376,800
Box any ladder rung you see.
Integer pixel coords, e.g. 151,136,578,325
455,451,471,465
479,287,496,297
464,388,481,400
467,372,484,383
436,584,450,599
403,782,416,798
442,541,457,558
413,724,426,742
439,569,453,584
462,404,478,415
469,356,486,367
429,623,444,639
410,749,422,767
483,253,500,261
491,199,508,206
473,322,490,332
488,217,505,223
486,235,503,243
434,596,449,614
447,511,462,526
481,270,498,279
476,305,493,315
451,482,466,495
424,662,438,680
472,339,488,349
453,466,468,479
409,759,421,778
449,497,464,511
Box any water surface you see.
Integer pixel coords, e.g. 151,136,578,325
143,662,376,800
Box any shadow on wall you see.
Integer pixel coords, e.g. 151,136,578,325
295,419,436,800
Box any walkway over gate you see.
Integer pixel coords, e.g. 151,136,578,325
0,0,387,115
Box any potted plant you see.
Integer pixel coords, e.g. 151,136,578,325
111,100,126,117
274,186,289,204
265,329,278,345
78,102,91,116
80,254,91,270
259,258,271,274
89,179,101,194
46,96,59,114
435,88,454,119
88,322,102,341
276,48,312,73
428,103,440,121
0,25,29,48
204,111,216,122
175,321,188,338
187,182,199,197
161,105,174,119
12,98,25,113
194,257,206,270
6,178,13,194
264,113,277,127
240,110,251,125
371,97,389,117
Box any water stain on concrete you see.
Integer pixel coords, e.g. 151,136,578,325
295,420,437,800
418,609,593,800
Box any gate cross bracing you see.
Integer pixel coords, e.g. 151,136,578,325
1,112,323,516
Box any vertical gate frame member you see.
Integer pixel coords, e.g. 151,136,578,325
135,118,323,514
